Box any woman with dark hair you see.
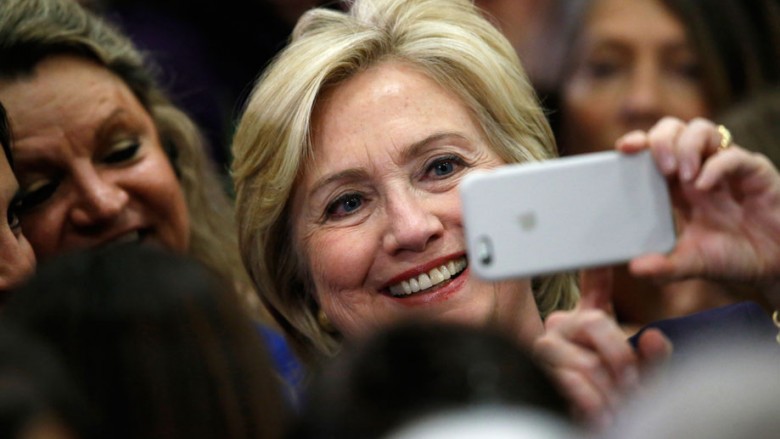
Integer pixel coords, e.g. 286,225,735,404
558,0,780,157
555,0,780,329
3,245,289,439
0,325,92,439
0,103,35,297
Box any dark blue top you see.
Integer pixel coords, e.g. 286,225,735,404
629,301,778,363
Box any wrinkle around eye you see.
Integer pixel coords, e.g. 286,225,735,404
102,139,142,164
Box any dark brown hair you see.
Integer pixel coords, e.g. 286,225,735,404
4,245,288,439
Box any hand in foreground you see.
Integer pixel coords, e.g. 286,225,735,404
532,268,672,429
617,117,780,285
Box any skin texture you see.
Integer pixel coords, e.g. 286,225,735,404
292,62,544,346
0,151,35,293
562,0,709,156
0,55,189,260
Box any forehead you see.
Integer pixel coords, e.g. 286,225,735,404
308,62,482,168
0,55,145,141
583,0,687,44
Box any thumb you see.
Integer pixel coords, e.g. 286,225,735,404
636,327,673,372
578,267,615,315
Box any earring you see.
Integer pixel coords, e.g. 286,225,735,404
317,309,336,333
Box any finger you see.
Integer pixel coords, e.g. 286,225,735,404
578,267,614,315
614,130,648,154
562,310,640,388
676,118,720,182
629,250,706,280
628,253,676,278
696,147,777,192
554,368,614,428
534,336,618,410
636,328,673,373
647,117,685,176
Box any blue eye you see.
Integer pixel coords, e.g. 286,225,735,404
326,193,363,219
433,160,454,176
426,155,463,178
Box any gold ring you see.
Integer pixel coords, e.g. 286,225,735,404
717,125,732,150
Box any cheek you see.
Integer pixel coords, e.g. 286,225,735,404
671,93,710,121
564,82,613,128
20,208,66,259
135,154,190,251
305,227,376,296
562,82,621,153
0,231,36,289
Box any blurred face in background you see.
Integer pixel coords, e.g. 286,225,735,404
561,0,709,155
0,149,35,293
0,55,190,260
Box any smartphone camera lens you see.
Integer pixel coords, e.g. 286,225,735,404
477,237,493,266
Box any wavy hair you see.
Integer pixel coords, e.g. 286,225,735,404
232,0,579,363
0,0,258,313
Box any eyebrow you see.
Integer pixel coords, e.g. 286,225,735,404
11,108,130,172
308,131,471,198
590,39,693,54
95,107,132,141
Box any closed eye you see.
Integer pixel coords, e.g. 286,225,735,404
18,179,59,213
103,141,140,164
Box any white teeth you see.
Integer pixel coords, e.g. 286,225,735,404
388,257,468,297
429,268,444,284
106,231,140,247
418,273,432,290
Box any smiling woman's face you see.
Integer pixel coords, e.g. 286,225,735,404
292,62,543,345
0,55,189,260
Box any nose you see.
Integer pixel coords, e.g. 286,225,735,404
69,167,129,228
620,61,663,126
382,187,444,254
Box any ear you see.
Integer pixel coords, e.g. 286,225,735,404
163,139,182,179
578,267,615,315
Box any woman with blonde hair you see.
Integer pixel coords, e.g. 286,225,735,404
232,0,780,425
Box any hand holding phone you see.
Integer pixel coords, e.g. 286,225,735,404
460,150,676,280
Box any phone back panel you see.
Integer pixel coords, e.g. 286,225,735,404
460,150,676,280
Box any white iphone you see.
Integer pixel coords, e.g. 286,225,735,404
460,150,676,280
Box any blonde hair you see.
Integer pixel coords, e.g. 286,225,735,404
232,0,578,362
0,0,258,313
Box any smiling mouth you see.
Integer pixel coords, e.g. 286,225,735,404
387,257,468,297
103,229,147,248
